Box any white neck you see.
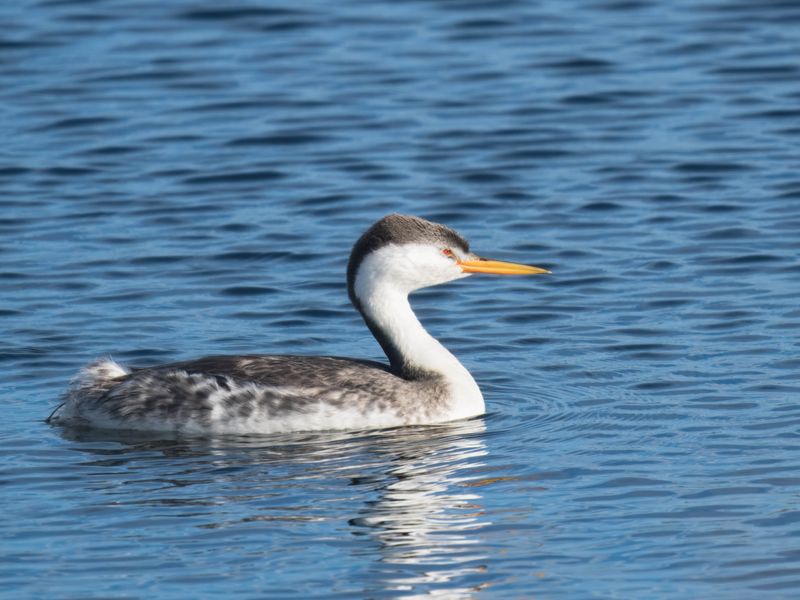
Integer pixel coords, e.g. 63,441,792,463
353,249,485,419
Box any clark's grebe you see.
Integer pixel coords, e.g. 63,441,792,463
49,214,549,434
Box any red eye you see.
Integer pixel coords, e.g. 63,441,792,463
442,248,454,257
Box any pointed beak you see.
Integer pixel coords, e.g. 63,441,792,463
458,257,551,275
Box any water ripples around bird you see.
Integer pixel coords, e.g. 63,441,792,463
2,0,800,597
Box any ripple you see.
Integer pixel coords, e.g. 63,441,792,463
4,0,800,596
182,170,287,185
543,57,616,71
226,133,334,146
176,7,306,21
696,226,759,240
218,286,280,297
673,161,751,173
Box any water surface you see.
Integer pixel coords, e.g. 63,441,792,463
2,0,800,598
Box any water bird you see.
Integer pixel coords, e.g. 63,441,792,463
49,214,549,434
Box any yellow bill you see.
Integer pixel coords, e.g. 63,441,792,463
458,258,550,275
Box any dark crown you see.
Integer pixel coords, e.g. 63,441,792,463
346,213,469,302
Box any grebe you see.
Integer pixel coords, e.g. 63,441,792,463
49,214,549,434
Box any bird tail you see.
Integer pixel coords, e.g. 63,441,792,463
47,358,130,422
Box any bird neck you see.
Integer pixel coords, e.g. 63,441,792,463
356,281,483,411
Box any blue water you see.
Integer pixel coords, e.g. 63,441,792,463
2,0,800,597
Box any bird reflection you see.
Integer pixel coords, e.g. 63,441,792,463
348,419,492,598
53,418,494,597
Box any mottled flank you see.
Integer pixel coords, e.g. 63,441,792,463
51,355,451,434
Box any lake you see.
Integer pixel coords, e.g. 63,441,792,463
2,0,800,598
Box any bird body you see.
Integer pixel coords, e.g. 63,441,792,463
49,214,548,434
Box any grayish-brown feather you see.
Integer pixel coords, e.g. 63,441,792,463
70,356,450,431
